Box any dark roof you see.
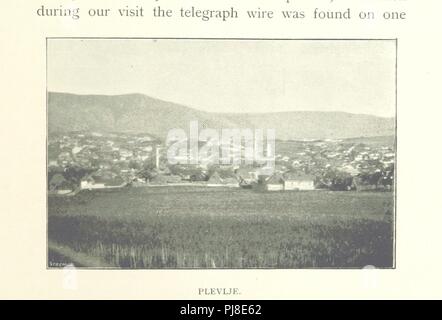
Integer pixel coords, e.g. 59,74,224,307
149,174,169,184
283,172,315,181
208,171,223,183
266,173,284,185
217,170,237,179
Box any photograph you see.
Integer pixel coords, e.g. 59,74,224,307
47,38,396,269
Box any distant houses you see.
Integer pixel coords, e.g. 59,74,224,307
133,167,317,191
48,130,395,196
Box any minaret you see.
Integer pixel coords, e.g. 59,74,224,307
156,145,161,169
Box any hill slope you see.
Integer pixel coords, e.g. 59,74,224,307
48,92,395,140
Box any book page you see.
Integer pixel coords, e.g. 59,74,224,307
0,0,441,299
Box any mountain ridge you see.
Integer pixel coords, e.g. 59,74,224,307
48,92,395,140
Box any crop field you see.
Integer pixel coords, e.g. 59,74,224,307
48,187,394,268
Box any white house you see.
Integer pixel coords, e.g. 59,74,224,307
262,174,284,191
283,173,315,191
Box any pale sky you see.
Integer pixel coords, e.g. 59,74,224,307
48,39,396,117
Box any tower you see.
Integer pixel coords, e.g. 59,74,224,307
156,145,161,169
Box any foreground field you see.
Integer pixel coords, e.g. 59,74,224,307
48,187,394,268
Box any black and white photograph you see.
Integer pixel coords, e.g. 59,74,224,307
47,38,396,269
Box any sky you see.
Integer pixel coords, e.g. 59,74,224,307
47,39,396,117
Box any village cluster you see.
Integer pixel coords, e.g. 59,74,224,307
47,131,395,195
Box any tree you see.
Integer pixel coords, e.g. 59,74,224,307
64,165,94,184
128,160,141,170
142,158,156,171
137,159,157,182
320,169,353,191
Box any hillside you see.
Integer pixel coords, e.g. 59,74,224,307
48,92,395,140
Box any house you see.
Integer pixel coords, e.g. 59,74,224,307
283,173,315,191
165,174,183,184
148,173,182,185
265,173,284,191
207,171,223,185
235,168,257,188
171,166,207,181
235,168,256,182
190,171,208,182
80,172,126,189
48,160,58,167
148,174,169,185
220,170,240,185
207,170,239,187
254,173,284,191
80,176,105,189
341,165,360,176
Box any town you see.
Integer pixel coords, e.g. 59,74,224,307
47,131,395,195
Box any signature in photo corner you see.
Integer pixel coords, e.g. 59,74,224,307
49,261,74,268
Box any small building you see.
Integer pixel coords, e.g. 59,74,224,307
164,174,183,184
56,189,74,195
148,174,169,185
190,171,208,182
207,171,239,187
283,173,315,191
48,160,58,167
80,176,106,189
148,173,183,185
80,173,125,189
253,173,284,191
235,168,257,186
207,171,223,185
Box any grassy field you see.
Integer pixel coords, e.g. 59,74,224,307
48,187,394,268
